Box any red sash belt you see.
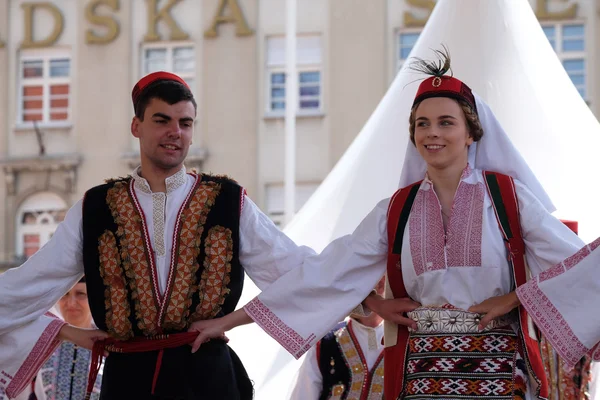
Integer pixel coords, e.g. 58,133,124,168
85,331,199,400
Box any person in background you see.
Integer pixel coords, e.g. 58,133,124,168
289,277,386,400
40,277,103,400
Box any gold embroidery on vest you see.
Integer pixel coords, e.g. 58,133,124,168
192,225,233,320
98,230,133,340
107,180,160,336
336,325,385,400
162,180,221,330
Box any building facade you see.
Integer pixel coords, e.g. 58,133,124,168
0,0,596,269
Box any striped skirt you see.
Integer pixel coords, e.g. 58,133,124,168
401,306,527,400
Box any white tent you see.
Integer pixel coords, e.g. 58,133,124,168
228,0,600,398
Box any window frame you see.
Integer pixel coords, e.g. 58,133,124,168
17,51,72,128
265,34,324,117
141,41,196,94
396,28,422,72
266,66,323,117
541,21,588,102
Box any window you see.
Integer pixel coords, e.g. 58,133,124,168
265,183,319,227
542,23,586,100
16,192,67,261
19,53,71,124
142,43,195,92
397,30,421,71
266,35,323,114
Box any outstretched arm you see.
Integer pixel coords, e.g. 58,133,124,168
0,200,88,397
190,199,391,359
57,325,110,351
238,196,317,290
517,238,600,369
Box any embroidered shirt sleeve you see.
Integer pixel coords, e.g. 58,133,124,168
0,199,84,336
239,196,316,290
517,238,600,369
244,199,388,359
514,178,584,276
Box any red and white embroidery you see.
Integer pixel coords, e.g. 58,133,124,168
538,242,594,283
445,183,484,268
240,188,247,216
537,262,566,283
409,187,445,275
517,280,588,368
590,342,600,362
244,298,315,358
129,180,162,305
589,237,600,251
562,245,591,271
409,167,483,275
5,319,65,398
160,174,202,324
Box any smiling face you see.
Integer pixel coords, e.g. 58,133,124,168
412,97,473,172
58,283,93,328
131,98,195,176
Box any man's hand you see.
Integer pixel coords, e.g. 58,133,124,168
188,319,229,353
365,294,420,330
58,325,110,351
468,292,521,330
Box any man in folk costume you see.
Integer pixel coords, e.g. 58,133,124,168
189,49,587,399
0,71,315,400
289,277,386,400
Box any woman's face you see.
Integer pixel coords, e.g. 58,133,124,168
58,282,93,328
413,97,473,171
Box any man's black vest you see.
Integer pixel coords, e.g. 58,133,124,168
81,173,252,400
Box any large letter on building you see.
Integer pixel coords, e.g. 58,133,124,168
536,0,577,20
21,2,64,48
144,0,189,42
204,0,253,38
85,0,120,45
403,0,435,27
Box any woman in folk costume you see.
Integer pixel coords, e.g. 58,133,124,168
188,49,585,399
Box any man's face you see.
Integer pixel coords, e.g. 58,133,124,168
131,98,195,174
58,283,92,328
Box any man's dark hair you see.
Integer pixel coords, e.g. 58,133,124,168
134,80,197,120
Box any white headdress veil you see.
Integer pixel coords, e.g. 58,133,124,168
398,92,555,212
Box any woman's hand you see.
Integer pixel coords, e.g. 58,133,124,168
58,325,110,351
188,308,252,353
468,292,521,330
364,294,420,330
188,319,230,353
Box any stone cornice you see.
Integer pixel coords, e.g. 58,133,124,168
0,153,83,172
0,154,83,194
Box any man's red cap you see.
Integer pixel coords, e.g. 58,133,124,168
413,75,477,113
131,71,190,107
